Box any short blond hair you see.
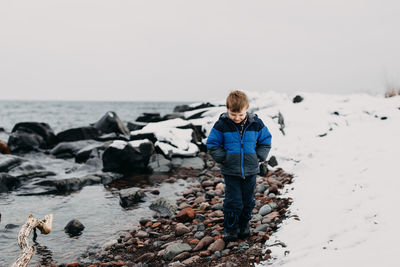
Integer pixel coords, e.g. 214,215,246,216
226,90,249,112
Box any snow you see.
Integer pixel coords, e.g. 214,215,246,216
201,91,400,266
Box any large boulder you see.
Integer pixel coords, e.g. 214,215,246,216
0,173,20,192
174,102,215,113
102,139,154,173
126,121,146,132
93,111,130,136
8,122,57,152
56,126,101,142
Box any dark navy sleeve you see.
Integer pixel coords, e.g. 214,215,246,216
255,119,272,161
206,121,227,163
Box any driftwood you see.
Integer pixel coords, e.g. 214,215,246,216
11,214,54,267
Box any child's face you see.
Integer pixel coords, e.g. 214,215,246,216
228,107,248,123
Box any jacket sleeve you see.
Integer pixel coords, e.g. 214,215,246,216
255,121,272,162
206,125,226,164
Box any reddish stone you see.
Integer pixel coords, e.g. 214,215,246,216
199,250,211,257
66,263,81,267
193,236,214,251
0,141,10,154
208,238,225,252
145,221,153,227
188,238,200,245
266,211,280,220
175,208,195,222
152,222,161,228
111,262,126,266
150,189,160,195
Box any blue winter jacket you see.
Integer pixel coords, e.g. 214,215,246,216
206,112,272,177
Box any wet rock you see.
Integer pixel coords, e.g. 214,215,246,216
8,122,57,152
57,126,101,142
0,154,25,172
208,238,225,252
150,197,178,218
171,157,205,170
148,154,171,173
293,95,304,103
163,242,192,261
193,236,214,251
0,173,20,192
16,170,56,180
268,156,278,167
258,204,272,216
102,140,154,173
64,219,85,236
119,187,146,207
50,140,99,159
0,140,10,154
93,111,130,136
75,142,107,163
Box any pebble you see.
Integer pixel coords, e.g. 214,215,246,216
175,223,190,236
238,242,249,250
135,231,149,238
208,238,225,252
182,255,200,265
254,224,269,233
194,231,205,239
193,236,214,251
211,203,223,210
258,204,272,216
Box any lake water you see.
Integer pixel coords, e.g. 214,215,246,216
0,100,192,266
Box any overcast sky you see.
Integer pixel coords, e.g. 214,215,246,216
0,0,399,102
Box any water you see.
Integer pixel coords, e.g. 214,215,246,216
0,100,192,266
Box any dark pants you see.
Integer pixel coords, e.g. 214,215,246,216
223,174,257,232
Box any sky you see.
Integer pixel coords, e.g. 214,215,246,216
0,0,399,102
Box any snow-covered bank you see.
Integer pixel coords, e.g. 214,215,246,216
248,92,400,267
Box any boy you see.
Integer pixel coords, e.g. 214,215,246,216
206,90,272,242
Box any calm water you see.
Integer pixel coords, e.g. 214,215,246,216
0,100,192,266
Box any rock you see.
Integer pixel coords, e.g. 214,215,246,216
211,203,223,210
172,251,191,261
50,140,99,159
56,126,101,142
0,140,10,154
251,214,263,223
135,231,149,238
8,122,57,152
259,204,272,216
163,113,185,121
119,187,146,207
247,244,262,257
171,157,205,170
209,210,223,218
136,113,162,123
130,132,158,143
238,242,249,250
266,211,280,220
147,154,172,173
175,223,191,236
259,162,269,176
0,154,25,172
93,111,130,136
254,224,269,233
150,197,178,218
136,252,154,263
194,231,205,240
95,132,130,142
0,173,20,192
163,242,192,261
268,156,278,167
256,183,267,193
102,140,154,173
268,185,279,194
75,142,106,163
175,208,195,223
292,95,304,103
193,236,214,251
126,121,146,132
168,262,185,267
208,238,225,252
269,202,278,210
173,104,190,113
182,255,200,265
64,219,85,236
